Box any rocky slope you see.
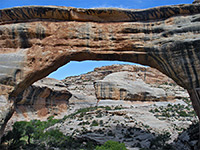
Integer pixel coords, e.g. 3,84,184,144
10,64,189,121
49,102,197,150
5,64,198,149
5,78,71,130
63,64,188,108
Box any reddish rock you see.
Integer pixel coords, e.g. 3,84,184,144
1,3,200,144
13,78,72,121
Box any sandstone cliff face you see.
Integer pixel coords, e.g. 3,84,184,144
63,65,189,108
63,65,188,104
1,3,200,142
13,78,71,121
9,65,188,122
94,72,171,101
1,4,200,97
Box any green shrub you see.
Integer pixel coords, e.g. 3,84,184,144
91,120,99,126
114,106,123,110
95,140,127,150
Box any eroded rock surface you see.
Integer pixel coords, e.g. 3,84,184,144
63,65,188,107
95,72,172,101
0,96,14,139
1,4,200,96
1,2,200,142
4,64,196,149
13,78,71,121
8,65,189,123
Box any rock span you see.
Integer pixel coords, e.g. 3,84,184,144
1,3,200,145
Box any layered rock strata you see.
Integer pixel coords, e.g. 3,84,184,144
63,65,188,104
13,78,72,121
1,4,200,95
94,72,173,101
1,2,200,143
10,65,188,122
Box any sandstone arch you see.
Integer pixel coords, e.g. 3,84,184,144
1,3,200,146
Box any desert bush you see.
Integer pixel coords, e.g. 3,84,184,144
95,140,127,150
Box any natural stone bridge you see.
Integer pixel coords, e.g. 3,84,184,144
1,2,200,146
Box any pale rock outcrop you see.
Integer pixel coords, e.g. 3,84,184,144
0,96,14,139
11,65,189,122
13,78,72,121
94,71,170,101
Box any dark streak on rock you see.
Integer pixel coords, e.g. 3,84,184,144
17,24,31,48
121,27,164,34
11,26,15,39
20,9,30,20
1,5,200,24
161,42,188,88
148,46,173,79
148,53,171,79
187,48,199,88
181,46,193,88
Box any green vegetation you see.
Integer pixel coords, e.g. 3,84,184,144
1,105,127,150
62,105,123,121
0,118,127,150
149,101,197,133
1,104,183,150
91,120,99,126
0,117,97,150
114,105,124,110
62,106,99,120
150,103,196,118
95,140,127,150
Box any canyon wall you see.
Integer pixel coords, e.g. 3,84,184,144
1,2,200,142
10,65,188,123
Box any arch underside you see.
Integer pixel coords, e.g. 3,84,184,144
0,5,200,96
1,4,200,145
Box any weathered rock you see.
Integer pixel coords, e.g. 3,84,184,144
13,78,72,121
1,4,200,95
94,71,174,101
9,64,188,124
63,65,188,107
173,123,199,150
51,102,196,149
0,96,14,139
1,3,200,143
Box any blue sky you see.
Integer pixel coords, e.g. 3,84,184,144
0,0,193,9
1,0,194,79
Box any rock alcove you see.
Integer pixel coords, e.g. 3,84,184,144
1,2,200,147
